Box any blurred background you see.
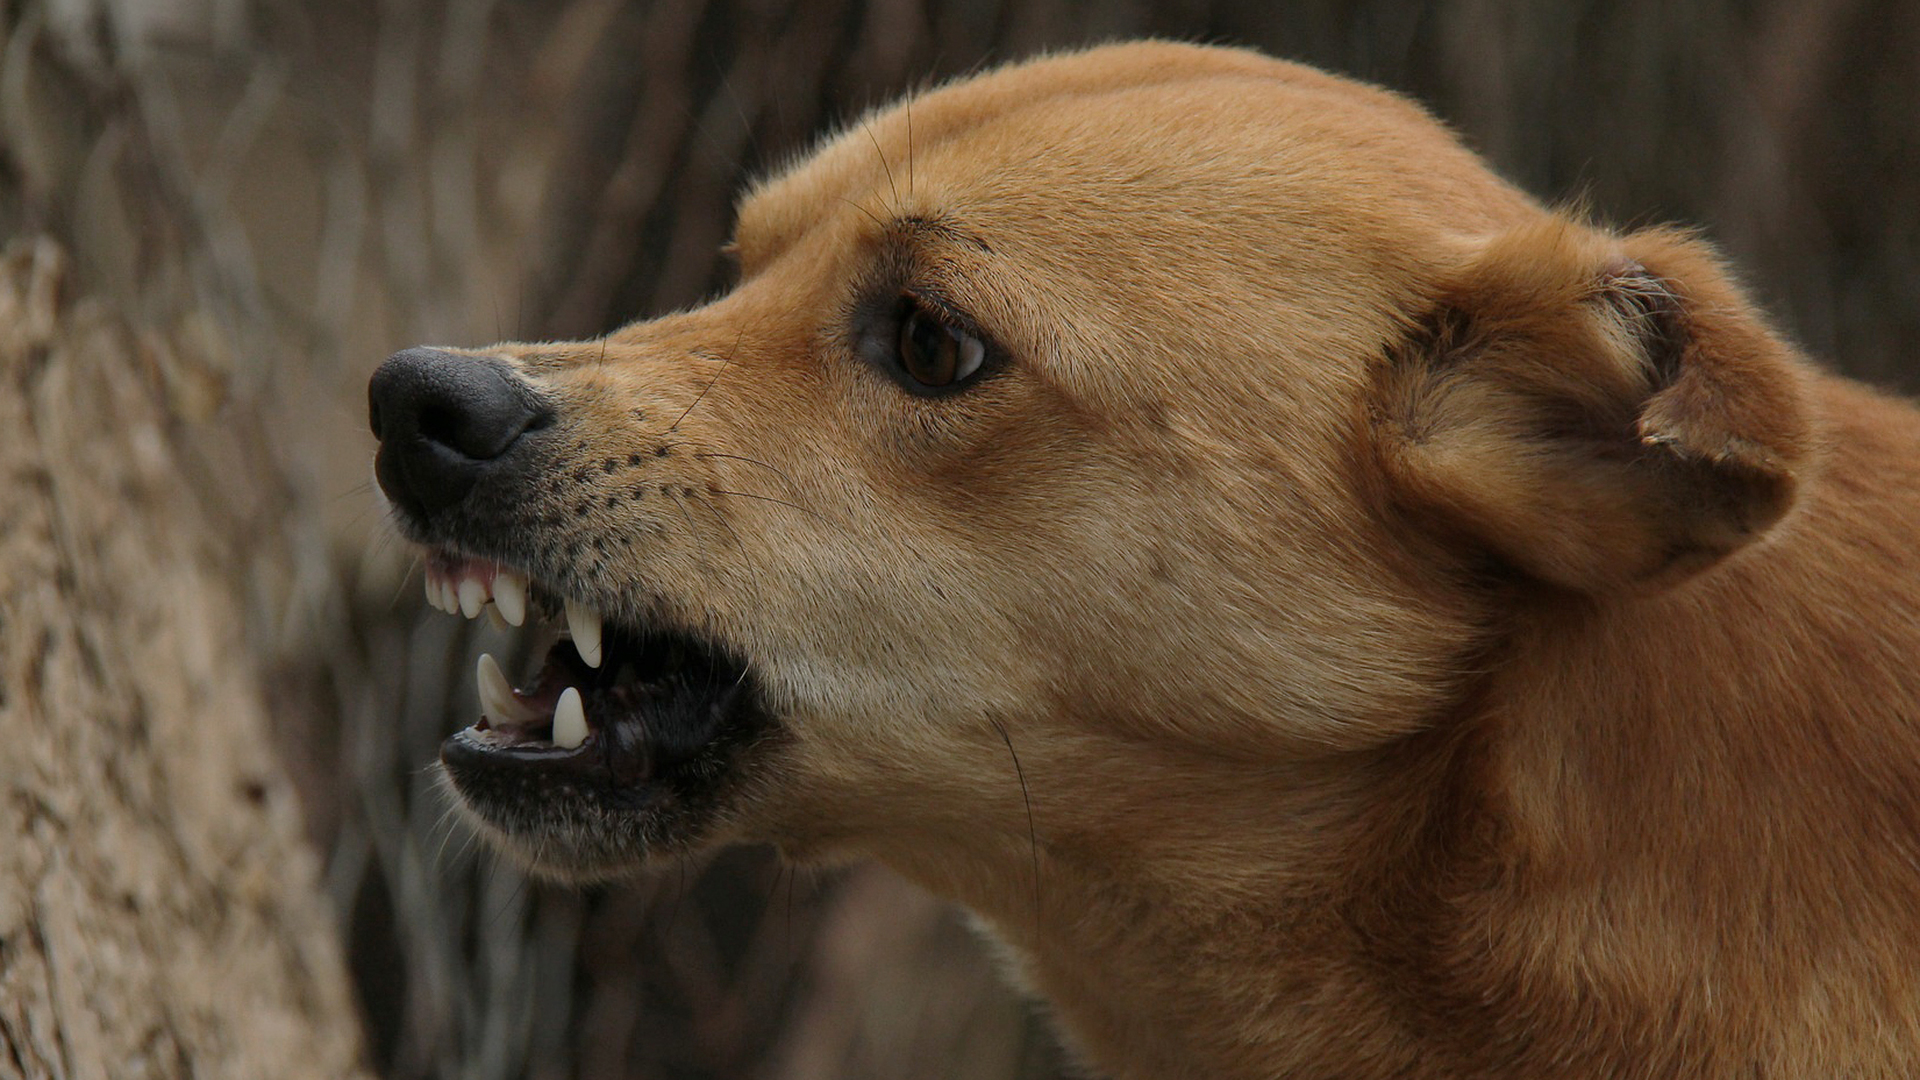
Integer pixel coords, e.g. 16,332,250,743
2,1,1914,1078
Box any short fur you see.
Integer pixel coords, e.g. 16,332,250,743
423,43,1920,1078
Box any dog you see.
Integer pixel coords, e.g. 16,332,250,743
367,41,1920,1078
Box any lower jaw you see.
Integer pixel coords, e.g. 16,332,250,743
437,665,775,877
438,746,698,876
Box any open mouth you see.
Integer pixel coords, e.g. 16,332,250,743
422,549,769,859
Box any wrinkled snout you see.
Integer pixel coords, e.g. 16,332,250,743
368,347,551,519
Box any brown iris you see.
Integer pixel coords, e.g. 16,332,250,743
897,304,987,389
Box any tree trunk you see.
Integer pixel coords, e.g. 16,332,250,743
0,239,367,1078
0,8,368,1077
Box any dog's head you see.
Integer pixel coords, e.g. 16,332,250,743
369,42,1810,886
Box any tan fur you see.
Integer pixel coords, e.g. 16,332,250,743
458,43,1920,1077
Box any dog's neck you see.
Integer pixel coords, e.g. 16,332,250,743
874,718,1496,1079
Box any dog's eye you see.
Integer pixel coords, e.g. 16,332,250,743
897,304,986,390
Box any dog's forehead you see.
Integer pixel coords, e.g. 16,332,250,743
736,42,1529,274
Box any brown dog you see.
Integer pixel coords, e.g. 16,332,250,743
368,42,1920,1078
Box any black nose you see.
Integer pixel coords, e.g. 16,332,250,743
368,347,549,518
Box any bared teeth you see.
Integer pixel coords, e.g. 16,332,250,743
457,578,487,619
565,598,603,668
427,560,560,651
492,570,528,626
476,653,536,725
552,686,588,749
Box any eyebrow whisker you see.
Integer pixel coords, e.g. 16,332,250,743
863,119,901,212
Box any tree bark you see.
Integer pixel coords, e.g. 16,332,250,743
0,236,367,1079
0,3,369,1072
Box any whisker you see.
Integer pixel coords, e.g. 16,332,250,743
863,119,900,211
670,355,732,433
338,504,384,540
834,194,888,231
988,716,1043,928
666,489,702,536
449,826,478,870
387,552,425,612
692,491,746,549
707,488,833,525
431,799,468,870
692,452,804,493
686,494,771,647
486,858,533,933
669,327,745,432
369,519,417,565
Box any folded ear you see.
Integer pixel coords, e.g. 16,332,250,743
1373,217,1814,592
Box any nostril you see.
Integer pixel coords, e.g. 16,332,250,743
368,347,551,517
420,398,520,461
369,347,548,461
417,404,460,448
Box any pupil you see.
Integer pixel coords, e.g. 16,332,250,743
906,310,953,383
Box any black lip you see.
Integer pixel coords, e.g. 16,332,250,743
441,727,610,779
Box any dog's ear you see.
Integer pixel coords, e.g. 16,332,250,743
1374,217,1814,592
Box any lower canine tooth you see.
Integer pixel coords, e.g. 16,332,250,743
476,653,532,724
552,687,588,749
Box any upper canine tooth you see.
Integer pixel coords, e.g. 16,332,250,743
552,686,588,749
492,570,528,626
458,578,487,619
565,599,603,668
